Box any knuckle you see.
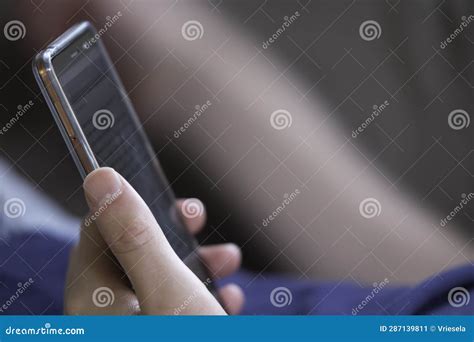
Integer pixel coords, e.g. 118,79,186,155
112,216,155,254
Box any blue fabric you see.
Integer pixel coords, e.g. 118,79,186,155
0,231,472,315
0,231,72,314
220,265,474,315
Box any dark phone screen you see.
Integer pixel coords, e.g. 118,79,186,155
51,29,199,265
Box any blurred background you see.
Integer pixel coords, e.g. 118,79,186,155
0,0,472,285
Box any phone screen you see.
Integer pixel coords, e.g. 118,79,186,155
50,28,210,283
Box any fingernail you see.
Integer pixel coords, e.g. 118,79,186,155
83,167,123,208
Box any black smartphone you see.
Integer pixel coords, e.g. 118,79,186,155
32,22,217,300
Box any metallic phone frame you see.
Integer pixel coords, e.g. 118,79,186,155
33,22,99,179
33,20,192,248
32,21,171,189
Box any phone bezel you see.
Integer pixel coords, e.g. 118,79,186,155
33,21,182,213
33,21,100,178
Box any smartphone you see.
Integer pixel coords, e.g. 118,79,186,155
32,22,218,301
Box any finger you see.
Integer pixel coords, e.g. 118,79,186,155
83,167,225,315
218,284,244,315
176,198,206,235
199,243,241,279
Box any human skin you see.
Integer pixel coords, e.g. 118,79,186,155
65,167,243,315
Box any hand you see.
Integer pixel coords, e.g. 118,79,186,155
65,167,244,315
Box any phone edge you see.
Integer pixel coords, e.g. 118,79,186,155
32,21,99,179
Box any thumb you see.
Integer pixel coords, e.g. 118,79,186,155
83,167,224,315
